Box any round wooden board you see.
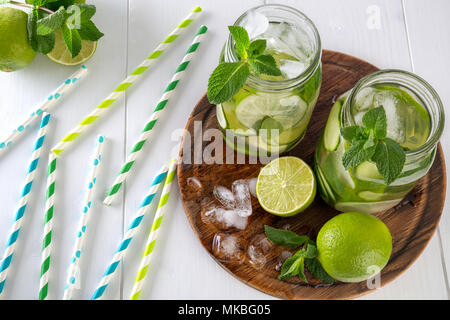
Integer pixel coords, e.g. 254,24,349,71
177,50,446,300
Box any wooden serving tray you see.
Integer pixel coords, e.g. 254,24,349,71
177,50,446,299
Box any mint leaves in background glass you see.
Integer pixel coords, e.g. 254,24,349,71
341,106,406,185
23,0,104,57
264,225,334,284
207,26,281,104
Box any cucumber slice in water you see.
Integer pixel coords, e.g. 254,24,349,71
324,100,342,151
335,199,401,214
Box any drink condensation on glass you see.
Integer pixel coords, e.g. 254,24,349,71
315,70,445,214
217,4,322,155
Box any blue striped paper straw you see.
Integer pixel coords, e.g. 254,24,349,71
63,136,105,300
91,164,168,300
0,66,86,158
0,113,51,297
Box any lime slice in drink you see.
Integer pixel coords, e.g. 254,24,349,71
355,161,383,181
256,156,316,216
235,94,307,131
216,105,228,129
47,29,97,66
323,100,341,151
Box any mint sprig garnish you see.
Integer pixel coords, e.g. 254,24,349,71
207,26,281,104
3,0,104,57
341,106,406,185
264,225,334,284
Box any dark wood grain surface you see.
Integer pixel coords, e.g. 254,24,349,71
177,50,446,300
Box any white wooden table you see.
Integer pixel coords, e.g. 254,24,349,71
0,0,449,300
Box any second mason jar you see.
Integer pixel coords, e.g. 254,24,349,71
216,4,322,155
315,70,445,214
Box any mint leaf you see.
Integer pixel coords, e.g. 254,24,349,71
78,19,104,41
27,9,55,54
363,130,377,149
342,140,377,169
76,4,96,22
362,106,387,139
265,225,309,249
371,138,406,185
248,39,266,57
279,250,306,281
305,243,318,259
62,23,82,58
228,26,250,59
45,0,74,11
207,62,250,104
341,125,367,142
248,54,281,76
305,258,334,284
37,7,66,36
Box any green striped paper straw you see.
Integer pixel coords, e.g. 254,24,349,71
0,66,87,158
104,25,207,206
39,152,57,300
51,6,202,156
129,158,178,300
63,136,104,300
0,113,51,298
91,165,168,300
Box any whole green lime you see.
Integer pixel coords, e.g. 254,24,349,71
0,7,36,72
317,212,392,283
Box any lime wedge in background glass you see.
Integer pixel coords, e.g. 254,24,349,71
47,29,97,66
256,156,316,216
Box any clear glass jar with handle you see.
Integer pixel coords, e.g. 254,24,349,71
217,4,322,155
315,70,445,214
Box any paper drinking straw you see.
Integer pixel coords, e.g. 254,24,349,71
129,158,178,300
51,6,202,156
104,25,207,206
0,113,51,297
0,66,86,158
91,165,168,300
38,152,57,300
63,136,105,300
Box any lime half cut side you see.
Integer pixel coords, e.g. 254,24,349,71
256,156,316,216
47,29,97,66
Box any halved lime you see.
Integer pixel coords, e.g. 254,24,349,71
47,29,97,66
256,156,316,216
323,100,341,151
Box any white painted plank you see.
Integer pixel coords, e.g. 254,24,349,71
0,0,128,299
403,0,450,298
121,0,271,300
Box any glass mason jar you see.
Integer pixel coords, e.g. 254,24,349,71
216,4,322,155
315,70,445,214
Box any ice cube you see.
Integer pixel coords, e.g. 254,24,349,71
204,207,248,230
232,180,252,217
354,87,376,112
275,251,293,271
242,11,269,39
247,178,257,197
212,233,245,263
247,234,274,269
213,186,235,209
374,91,404,143
279,59,307,79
